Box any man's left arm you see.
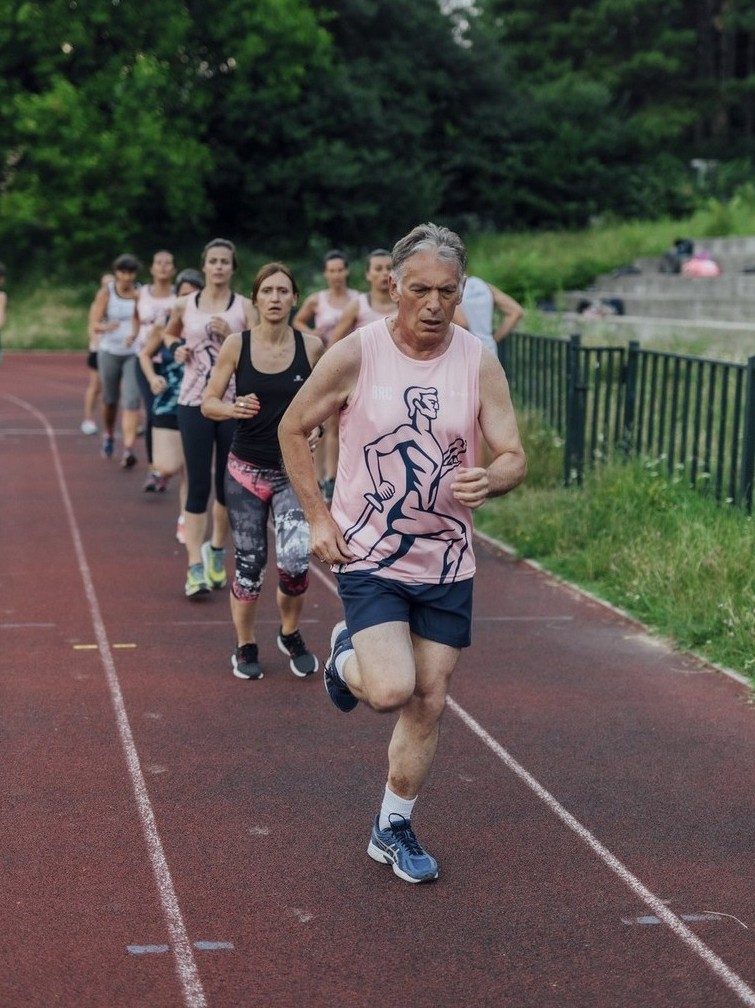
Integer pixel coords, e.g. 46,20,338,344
450,353,527,509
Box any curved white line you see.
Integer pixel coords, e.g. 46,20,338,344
311,560,755,1006
3,394,207,1008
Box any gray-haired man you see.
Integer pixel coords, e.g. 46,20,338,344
280,223,526,883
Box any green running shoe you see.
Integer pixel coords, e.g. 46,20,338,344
201,541,227,589
185,562,210,598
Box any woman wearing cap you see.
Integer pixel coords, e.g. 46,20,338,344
292,250,358,504
162,239,255,598
130,250,178,490
88,254,141,465
202,262,324,681
139,268,205,545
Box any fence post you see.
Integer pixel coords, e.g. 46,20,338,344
563,333,585,486
740,355,755,513
621,340,640,456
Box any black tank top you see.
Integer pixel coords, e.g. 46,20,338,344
231,328,311,468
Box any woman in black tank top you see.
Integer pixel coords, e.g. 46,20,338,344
202,263,325,682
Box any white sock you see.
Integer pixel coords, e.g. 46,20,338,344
379,785,417,830
334,645,354,683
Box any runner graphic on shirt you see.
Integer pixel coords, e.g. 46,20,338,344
344,385,468,583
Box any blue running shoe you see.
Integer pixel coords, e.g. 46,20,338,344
323,620,358,712
101,434,114,459
367,814,439,883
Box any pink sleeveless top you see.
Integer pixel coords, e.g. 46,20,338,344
331,319,481,585
356,292,396,327
178,292,248,407
315,288,358,347
135,286,176,355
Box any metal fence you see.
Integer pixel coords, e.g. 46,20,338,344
500,332,755,513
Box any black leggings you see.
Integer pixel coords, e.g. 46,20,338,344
136,363,156,465
177,404,235,513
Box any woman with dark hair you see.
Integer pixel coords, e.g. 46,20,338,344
139,268,205,545
88,253,141,465
202,262,324,681
132,249,177,491
293,250,358,503
162,239,255,598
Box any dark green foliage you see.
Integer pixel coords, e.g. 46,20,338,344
0,0,753,270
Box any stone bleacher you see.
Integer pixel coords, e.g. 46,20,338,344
554,236,755,346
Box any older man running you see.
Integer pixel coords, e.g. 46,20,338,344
279,223,526,883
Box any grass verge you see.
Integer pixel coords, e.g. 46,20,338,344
475,412,754,683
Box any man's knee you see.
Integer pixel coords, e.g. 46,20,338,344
367,682,414,713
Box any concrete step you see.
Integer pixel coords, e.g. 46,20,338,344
588,275,755,297
563,290,755,322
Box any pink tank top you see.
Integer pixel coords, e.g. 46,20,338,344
135,286,176,355
315,289,358,347
356,292,396,327
331,319,481,585
178,292,248,407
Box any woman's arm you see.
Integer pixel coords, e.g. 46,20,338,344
87,287,109,348
292,292,319,338
328,300,358,346
201,333,259,422
138,327,167,393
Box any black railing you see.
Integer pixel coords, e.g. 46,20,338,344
501,332,755,512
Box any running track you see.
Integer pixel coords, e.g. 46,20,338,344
1,353,753,1008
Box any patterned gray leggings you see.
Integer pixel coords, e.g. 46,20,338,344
225,455,310,602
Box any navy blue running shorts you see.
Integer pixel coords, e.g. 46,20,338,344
336,571,473,649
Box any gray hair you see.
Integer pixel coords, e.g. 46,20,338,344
391,222,467,287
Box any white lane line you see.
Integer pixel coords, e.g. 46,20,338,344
310,561,755,1007
3,394,207,1008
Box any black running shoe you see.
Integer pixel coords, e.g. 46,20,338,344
232,643,263,680
323,620,358,712
276,628,318,678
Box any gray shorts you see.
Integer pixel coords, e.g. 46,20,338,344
98,351,140,409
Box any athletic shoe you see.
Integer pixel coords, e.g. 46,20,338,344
143,471,167,493
101,435,114,459
367,814,439,883
184,562,210,598
201,541,227,589
80,419,98,435
323,620,358,712
176,515,186,544
231,643,263,680
320,477,335,506
277,627,318,678
121,450,137,469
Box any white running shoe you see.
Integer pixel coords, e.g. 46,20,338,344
80,419,98,435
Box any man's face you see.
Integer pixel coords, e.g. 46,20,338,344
366,255,392,293
390,251,462,343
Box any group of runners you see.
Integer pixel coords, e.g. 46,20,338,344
82,225,526,884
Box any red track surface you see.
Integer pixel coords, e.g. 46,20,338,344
1,353,753,1008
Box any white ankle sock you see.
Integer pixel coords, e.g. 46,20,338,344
379,785,417,830
334,646,354,682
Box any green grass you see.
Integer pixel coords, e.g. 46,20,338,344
2,280,92,351
475,413,755,682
